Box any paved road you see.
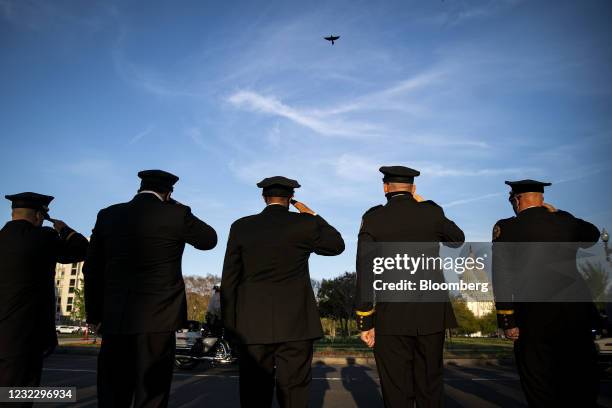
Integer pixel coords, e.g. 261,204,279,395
39,354,612,407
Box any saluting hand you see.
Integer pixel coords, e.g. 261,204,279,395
52,219,67,233
360,328,375,348
413,193,425,202
291,200,316,215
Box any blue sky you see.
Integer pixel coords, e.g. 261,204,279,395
1,0,611,280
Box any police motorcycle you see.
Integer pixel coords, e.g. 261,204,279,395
174,317,236,370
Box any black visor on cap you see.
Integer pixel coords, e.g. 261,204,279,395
257,176,300,197
379,166,420,184
138,170,179,193
505,180,551,194
5,192,54,212
262,186,294,197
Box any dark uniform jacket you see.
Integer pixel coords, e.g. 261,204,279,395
221,204,345,344
0,220,88,358
83,193,217,334
355,194,465,335
493,207,600,339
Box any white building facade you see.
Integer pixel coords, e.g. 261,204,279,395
54,261,84,323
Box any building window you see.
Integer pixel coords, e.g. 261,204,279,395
66,305,72,312
69,288,75,294
69,279,76,287
67,297,73,305
56,297,61,305
56,306,61,312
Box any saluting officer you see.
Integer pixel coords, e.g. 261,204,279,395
355,166,465,408
221,176,345,408
0,193,88,392
492,180,600,407
83,170,217,408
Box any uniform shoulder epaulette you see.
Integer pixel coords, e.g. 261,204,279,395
492,217,513,241
362,205,383,217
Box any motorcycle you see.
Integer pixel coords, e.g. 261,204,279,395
174,319,236,370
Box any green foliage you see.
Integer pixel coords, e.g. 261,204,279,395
477,311,498,335
450,297,480,335
71,287,86,322
184,274,220,321
317,272,357,337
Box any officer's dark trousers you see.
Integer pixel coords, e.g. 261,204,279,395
515,333,598,407
97,332,175,408
0,352,43,408
239,340,314,408
374,332,445,408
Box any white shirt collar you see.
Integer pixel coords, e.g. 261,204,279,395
266,203,287,207
138,190,165,202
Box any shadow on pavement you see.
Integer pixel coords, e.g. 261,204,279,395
310,361,334,408
340,357,383,408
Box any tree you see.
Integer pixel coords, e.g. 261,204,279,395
184,274,220,322
186,292,209,321
71,287,87,324
477,311,498,336
450,296,479,335
317,272,356,337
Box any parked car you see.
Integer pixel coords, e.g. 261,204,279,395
56,325,81,334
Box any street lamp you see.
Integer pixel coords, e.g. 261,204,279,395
602,228,611,263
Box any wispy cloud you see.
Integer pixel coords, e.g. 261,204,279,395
227,90,383,138
416,164,540,178
442,192,506,208
438,0,525,27
309,69,447,117
128,124,155,145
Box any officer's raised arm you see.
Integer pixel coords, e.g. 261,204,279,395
50,219,88,264
313,215,345,256
571,213,601,247
181,206,217,250
434,205,465,248
291,199,345,256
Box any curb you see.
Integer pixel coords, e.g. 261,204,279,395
313,356,514,366
55,346,100,356
55,346,515,366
